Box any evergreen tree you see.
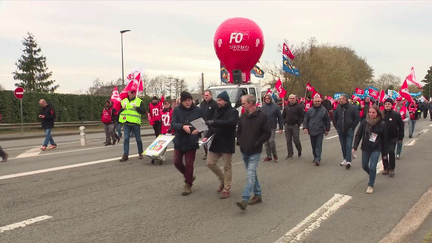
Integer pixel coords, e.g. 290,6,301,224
12,32,59,93
422,66,432,98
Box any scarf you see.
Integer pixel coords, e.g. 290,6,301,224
365,116,381,135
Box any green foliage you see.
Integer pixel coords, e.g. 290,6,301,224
0,91,154,124
422,66,432,98
12,32,59,93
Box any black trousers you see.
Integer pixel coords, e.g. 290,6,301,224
152,120,162,138
0,146,6,159
382,142,397,171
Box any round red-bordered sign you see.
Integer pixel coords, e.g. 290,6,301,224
14,87,24,99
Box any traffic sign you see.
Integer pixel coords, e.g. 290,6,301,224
14,87,24,99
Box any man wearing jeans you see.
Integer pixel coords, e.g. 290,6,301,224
333,94,360,169
282,94,304,160
39,99,57,151
118,88,146,162
303,94,331,166
236,95,271,211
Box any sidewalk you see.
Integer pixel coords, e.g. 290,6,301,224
0,125,155,141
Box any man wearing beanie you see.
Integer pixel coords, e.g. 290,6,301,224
203,91,239,199
382,98,404,177
148,95,164,137
171,91,204,196
199,90,218,160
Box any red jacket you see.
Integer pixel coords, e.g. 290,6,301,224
160,108,173,134
148,96,165,125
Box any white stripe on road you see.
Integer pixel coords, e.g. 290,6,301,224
15,147,42,158
275,194,352,243
325,135,338,140
404,139,416,147
430,124,432,127
0,215,52,233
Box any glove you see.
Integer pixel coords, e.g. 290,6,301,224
205,120,214,126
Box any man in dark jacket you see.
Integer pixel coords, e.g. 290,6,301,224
171,91,204,196
203,91,238,199
381,98,404,177
303,94,331,166
333,94,360,169
282,94,305,160
39,99,57,151
261,94,283,162
236,95,271,211
199,90,218,160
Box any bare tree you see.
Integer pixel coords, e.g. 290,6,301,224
87,78,103,95
373,73,401,91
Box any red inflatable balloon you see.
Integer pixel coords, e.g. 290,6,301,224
214,17,264,83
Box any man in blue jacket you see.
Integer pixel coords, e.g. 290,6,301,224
261,94,283,162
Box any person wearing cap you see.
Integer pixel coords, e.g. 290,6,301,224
148,95,165,137
199,90,218,160
381,98,404,176
303,94,331,166
333,93,360,169
394,97,408,159
171,91,204,196
203,91,239,199
261,94,284,162
118,88,147,162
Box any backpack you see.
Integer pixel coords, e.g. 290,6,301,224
101,108,113,124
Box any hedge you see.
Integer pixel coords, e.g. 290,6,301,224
0,90,154,124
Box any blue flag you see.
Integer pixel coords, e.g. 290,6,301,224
391,90,399,100
251,65,264,78
283,55,300,76
410,92,422,98
220,64,229,83
334,93,342,100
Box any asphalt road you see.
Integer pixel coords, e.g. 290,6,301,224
0,120,432,243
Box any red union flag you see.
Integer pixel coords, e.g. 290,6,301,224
368,88,379,100
379,90,386,103
306,83,315,92
312,89,322,99
405,67,422,89
355,87,365,95
110,87,122,111
283,43,295,60
399,79,415,104
275,79,286,98
266,88,272,95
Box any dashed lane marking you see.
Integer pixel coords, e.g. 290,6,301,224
0,215,52,233
325,135,338,140
404,139,416,147
276,194,352,243
15,147,42,158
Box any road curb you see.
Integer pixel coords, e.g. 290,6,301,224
379,187,432,243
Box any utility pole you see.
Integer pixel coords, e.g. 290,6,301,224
201,73,204,94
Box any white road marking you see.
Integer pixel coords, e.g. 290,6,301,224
15,147,42,158
325,135,338,140
404,139,416,146
0,215,52,233
430,124,432,127
419,129,428,135
0,155,138,181
276,194,352,243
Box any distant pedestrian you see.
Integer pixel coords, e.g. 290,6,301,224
394,97,408,159
261,94,283,162
148,96,164,138
359,96,373,120
282,94,304,160
303,95,331,166
203,91,238,199
101,99,119,146
160,100,174,135
171,91,204,196
118,88,146,162
353,105,388,194
333,94,360,169
236,95,271,211
408,101,421,138
199,90,217,160
0,114,8,162
39,99,57,151
429,99,432,121
381,98,404,177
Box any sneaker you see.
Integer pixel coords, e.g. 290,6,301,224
286,156,293,160
138,153,143,159
396,154,400,160
1,154,8,162
340,159,347,166
248,196,262,205
366,186,373,194
220,191,230,199
41,146,47,151
182,184,192,196
236,200,248,210
105,142,112,146
273,156,278,162
112,139,116,146
382,169,389,175
315,160,320,166
389,170,395,177
119,154,128,162
263,157,272,162
217,184,224,193
48,144,57,150
346,162,351,169
298,151,302,158
203,156,207,160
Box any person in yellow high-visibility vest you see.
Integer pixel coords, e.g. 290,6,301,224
118,88,147,162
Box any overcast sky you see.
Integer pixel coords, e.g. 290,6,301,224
0,1,431,94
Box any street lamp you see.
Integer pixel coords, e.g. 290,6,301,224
120,29,131,89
